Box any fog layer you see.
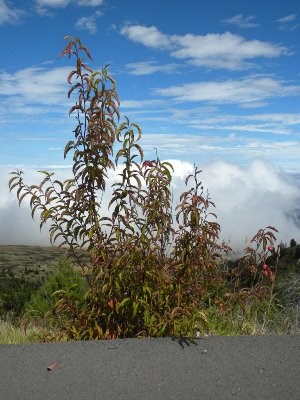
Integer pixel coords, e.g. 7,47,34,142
1,159,299,251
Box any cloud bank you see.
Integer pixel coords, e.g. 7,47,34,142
120,24,288,70
1,159,299,252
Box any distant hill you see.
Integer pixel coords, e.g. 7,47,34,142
0,243,298,284
273,244,300,275
226,243,300,288
0,245,88,282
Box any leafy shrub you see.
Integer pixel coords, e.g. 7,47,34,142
9,37,278,340
25,259,87,318
0,278,38,319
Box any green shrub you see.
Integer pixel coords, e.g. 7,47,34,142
25,259,87,318
0,278,38,319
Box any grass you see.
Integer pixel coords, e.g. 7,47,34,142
1,300,298,344
0,317,43,344
206,302,299,336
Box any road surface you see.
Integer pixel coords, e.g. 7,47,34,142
0,335,299,399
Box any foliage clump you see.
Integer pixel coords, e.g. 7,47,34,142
25,259,87,318
0,277,38,319
9,37,280,340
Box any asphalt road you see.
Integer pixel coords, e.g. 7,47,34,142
0,335,299,400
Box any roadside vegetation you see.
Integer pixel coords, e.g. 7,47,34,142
0,244,299,344
2,37,299,343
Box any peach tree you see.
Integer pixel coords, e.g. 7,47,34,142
9,37,276,339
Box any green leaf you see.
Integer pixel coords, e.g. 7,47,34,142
67,82,81,99
64,140,75,159
9,181,20,192
37,170,54,176
133,301,139,318
8,175,19,188
18,191,31,205
116,297,131,312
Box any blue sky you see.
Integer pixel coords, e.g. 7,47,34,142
1,0,300,247
1,0,299,171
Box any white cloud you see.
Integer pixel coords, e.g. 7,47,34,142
174,111,300,130
247,113,300,125
0,66,71,108
276,14,299,31
140,133,226,156
78,0,104,5
179,111,300,140
121,24,288,70
199,159,300,249
117,109,300,169
1,160,300,251
222,14,259,29
154,77,300,105
276,14,297,23
170,33,286,70
35,0,104,14
120,25,172,49
125,61,180,75
0,0,25,25
140,131,300,164
185,112,300,136
209,124,292,135
75,10,102,34
0,166,68,246
239,101,268,109
36,0,103,7
36,0,71,8
0,65,77,137
120,99,165,109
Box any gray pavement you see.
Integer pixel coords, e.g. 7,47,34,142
0,335,299,400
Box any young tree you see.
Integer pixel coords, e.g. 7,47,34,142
9,37,277,340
